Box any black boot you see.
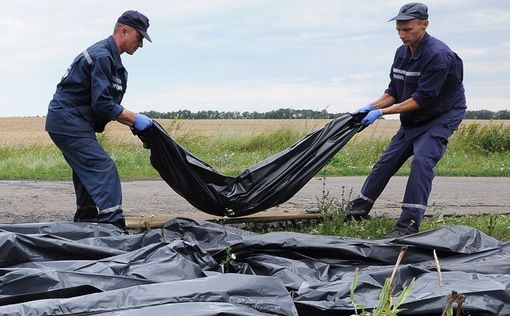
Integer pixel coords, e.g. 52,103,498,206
383,221,418,238
74,206,98,222
97,210,127,232
344,208,371,221
345,196,373,222
110,218,127,230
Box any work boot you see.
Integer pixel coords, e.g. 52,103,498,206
74,206,98,222
97,210,127,231
109,218,126,229
344,209,371,222
383,222,418,239
346,196,373,222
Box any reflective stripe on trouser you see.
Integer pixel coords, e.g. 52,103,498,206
48,133,124,223
352,125,451,228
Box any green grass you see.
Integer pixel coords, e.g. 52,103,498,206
245,193,510,241
0,144,159,180
306,213,510,241
243,179,510,241
0,121,508,179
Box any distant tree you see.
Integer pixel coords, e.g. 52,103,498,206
463,110,510,120
140,108,509,120
494,110,510,119
465,110,494,119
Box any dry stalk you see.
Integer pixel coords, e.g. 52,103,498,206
389,246,407,286
441,291,466,316
433,249,443,290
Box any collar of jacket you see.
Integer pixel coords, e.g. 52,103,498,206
106,35,125,72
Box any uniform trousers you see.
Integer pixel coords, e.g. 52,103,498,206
49,133,125,224
350,123,455,230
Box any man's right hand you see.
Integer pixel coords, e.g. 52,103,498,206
133,113,153,131
355,103,373,113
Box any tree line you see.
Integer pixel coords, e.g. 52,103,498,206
464,110,510,119
141,108,510,120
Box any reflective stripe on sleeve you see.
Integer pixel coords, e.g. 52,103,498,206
82,50,92,64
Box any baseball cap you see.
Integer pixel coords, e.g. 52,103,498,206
389,3,429,21
117,10,152,42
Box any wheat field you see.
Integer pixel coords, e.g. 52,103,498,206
1,116,508,146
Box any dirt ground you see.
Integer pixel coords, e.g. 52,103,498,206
0,176,508,224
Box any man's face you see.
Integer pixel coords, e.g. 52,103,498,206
122,26,144,55
396,19,428,49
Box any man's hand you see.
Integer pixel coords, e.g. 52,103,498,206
355,103,373,113
361,109,383,125
133,113,153,131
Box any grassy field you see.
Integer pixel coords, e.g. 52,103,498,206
0,117,509,179
2,116,510,242
1,116,507,145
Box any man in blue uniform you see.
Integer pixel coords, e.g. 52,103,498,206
348,3,466,237
46,10,154,229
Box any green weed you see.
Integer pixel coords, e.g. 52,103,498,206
350,249,416,316
0,122,509,179
451,123,510,153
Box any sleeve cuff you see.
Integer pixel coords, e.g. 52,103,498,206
411,93,428,108
111,104,124,120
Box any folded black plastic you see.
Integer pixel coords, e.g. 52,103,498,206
135,113,365,216
0,220,508,315
0,274,298,316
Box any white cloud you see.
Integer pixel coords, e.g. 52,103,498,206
0,0,508,117
124,81,368,114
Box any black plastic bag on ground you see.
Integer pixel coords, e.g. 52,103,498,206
0,220,509,314
136,113,365,216
0,274,298,316
162,219,510,315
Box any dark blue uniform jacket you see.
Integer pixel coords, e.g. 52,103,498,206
385,33,466,127
46,36,126,137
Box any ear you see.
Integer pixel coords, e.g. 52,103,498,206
120,26,129,37
422,20,429,29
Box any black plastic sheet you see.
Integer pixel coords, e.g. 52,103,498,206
0,274,297,315
0,219,508,315
135,113,365,216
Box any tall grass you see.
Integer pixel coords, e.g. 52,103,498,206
0,121,508,179
0,145,69,179
244,181,510,241
451,123,510,153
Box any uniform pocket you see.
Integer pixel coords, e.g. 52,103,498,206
429,126,453,145
404,75,419,85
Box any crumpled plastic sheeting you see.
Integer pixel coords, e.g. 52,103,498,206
0,219,508,315
155,220,510,315
0,274,297,316
135,113,365,217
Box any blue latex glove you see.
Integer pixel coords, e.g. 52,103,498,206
355,103,373,113
361,109,383,125
133,114,153,131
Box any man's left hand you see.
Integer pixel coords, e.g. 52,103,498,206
361,109,383,125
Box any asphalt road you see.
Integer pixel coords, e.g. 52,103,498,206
0,176,508,224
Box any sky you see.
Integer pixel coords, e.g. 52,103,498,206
1,0,509,117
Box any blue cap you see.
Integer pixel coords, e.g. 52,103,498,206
117,10,152,42
389,3,428,21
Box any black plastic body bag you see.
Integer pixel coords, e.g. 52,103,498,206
136,113,365,217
